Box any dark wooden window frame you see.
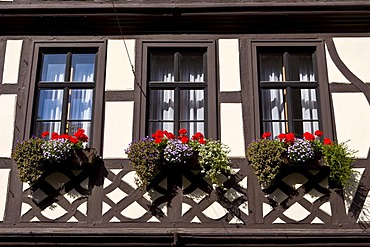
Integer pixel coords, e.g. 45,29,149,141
250,40,334,139
25,42,106,154
135,41,218,140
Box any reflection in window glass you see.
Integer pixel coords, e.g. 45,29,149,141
71,54,95,82
41,54,67,82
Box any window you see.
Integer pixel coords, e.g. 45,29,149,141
140,42,217,139
256,46,320,137
29,43,105,148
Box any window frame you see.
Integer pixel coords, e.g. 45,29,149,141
25,42,106,153
136,41,218,140
251,41,334,139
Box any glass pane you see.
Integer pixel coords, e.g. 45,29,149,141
68,89,93,120
290,53,315,82
71,54,95,82
300,89,318,120
148,122,174,136
180,52,204,82
68,121,92,141
259,53,283,82
36,89,64,120
263,121,286,138
33,122,61,138
41,54,67,82
180,90,204,121
260,89,286,121
150,52,174,82
149,90,174,121
293,121,319,136
180,122,204,138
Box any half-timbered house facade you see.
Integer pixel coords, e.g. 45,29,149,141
0,0,370,245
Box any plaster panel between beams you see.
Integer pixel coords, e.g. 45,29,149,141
2,40,23,85
220,103,245,157
219,39,241,92
332,92,370,159
103,101,134,159
106,39,135,91
0,94,17,158
332,37,370,83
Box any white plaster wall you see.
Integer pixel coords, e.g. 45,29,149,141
218,39,241,92
105,39,135,91
103,101,134,158
332,37,370,83
220,103,245,157
0,169,10,221
332,93,370,158
325,44,349,83
0,94,17,158
2,40,23,84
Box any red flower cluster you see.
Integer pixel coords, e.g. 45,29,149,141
152,128,206,145
261,130,333,145
41,128,89,144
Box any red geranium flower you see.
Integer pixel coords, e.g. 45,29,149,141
199,137,206,144
178,128,187,135
323,138,333,145
154,138,162,144
180,136,189,144
165,131,175,139
278,133,286,141
192,132,204,140
303,132,315,141
51,132,60,140
314,130,323,137
41,131,49,138
285,132,295,143
69,137,79,144
152,130,164,139
262,132,271,139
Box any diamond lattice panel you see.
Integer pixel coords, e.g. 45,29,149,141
21,169,91,222
101,167,249,225
263,167,332,224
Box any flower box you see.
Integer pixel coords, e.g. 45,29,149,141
125,129,232,190
246,130,356,189
12,129,98,186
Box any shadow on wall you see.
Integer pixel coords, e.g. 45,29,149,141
27,157,107,210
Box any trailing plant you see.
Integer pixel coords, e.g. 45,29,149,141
12,128,91,185
125,129,232,190
246,130,357,188
12,137,47,185
322,140,356,188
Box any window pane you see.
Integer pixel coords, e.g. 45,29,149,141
293,121,319,136
149,90,174,121
36,89,64,120
71,54,95,82
180,52,204,82
150,52,174,82
290,53,315,82
300,89,318,120
41,54,67,82
34,122,61,138
148,122,174,135
68,89,93,120
180,122,204,137
260,89,286,121
263,121,286,138
180,90,204,121
259,54,283,82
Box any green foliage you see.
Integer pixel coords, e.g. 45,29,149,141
125,137,162,189
322,141,356,188
12,137,47,185
196,140,232,188
246,139,287,187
